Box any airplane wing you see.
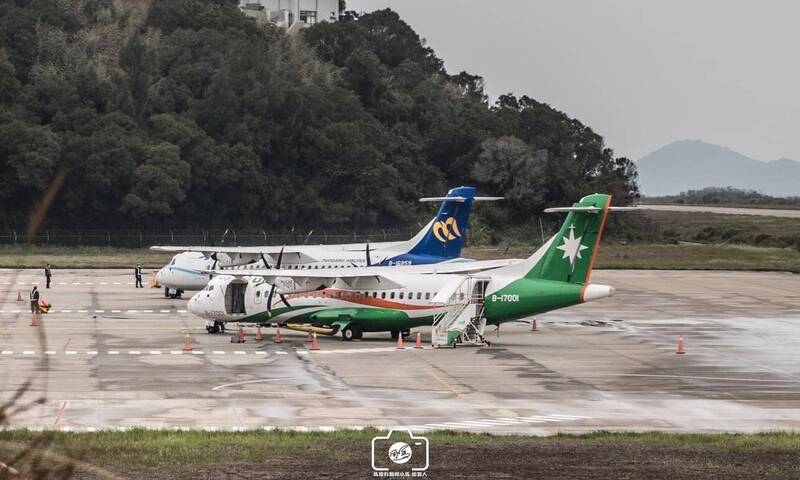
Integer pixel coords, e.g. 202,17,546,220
150,246,320,263
210,258,521,291
213,269,404,290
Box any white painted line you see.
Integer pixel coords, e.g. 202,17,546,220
177,310,187,313
170,351,183,355
128,350,141,355
58,282,67,285
72,282,80,285
213,351,226,355
111,310,121,313
254,351,267,355
95,310,105,313
108,350,119,355
296,350,309,355
127,310,138,313
234,351,246,355
149,350,162,355
11,310,20,313
1,351,13,355
65,351,77,355
86,351,98,355
61,310,72,313
78,310,87,313
160,310,171,313
23,350,35,355
275,350,287,355
192,351,204,355
113,282,120,285
142,310,153,313
45,351,56,355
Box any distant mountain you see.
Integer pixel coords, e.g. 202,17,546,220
636,140,800,197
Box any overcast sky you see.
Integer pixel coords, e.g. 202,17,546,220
347,0,800,162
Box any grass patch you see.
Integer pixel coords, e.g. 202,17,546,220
1,429,799,479
0,245,173,269
465,243,800,273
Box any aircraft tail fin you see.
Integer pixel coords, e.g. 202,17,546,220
497,194,612,284
405,186,477,259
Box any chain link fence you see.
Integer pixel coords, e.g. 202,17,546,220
0,228,418,248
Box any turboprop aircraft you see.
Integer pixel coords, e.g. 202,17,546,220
152,186,499,297
188,193,624,344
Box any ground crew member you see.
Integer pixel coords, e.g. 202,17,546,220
45,264,52,288
135,264,143,288
30,286,40,314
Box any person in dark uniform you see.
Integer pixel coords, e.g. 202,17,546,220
45,264,52,288
135,264,143,288
30,285,40,313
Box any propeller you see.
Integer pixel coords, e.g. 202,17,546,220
265,246,287,318
365,240,372,267
208,253,218,280
260,252,271,269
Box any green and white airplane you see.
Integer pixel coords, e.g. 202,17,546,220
188,193,623,344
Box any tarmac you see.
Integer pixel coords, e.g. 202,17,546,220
0,268,799,434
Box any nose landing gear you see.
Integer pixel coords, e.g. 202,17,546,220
205,321,226,334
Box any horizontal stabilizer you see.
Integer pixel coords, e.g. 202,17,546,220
543,206,601,213
419,196,504,202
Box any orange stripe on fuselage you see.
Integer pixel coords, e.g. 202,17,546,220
283,289,438,310
584,195,612,284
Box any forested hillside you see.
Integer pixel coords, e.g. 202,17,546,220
0,0,638,231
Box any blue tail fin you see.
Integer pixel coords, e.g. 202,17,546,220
403,186,476,261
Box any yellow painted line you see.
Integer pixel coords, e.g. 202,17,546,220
424,367,466,398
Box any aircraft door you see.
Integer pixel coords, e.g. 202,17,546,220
225,280,247,314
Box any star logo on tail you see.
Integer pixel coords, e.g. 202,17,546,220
556,224,589,270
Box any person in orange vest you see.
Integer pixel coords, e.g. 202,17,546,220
30,286,40,314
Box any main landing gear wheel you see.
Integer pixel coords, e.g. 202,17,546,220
342,324,362,341
390,330,400,340
401,329,411,338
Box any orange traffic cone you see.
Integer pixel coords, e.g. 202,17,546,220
237,327,246,343
531,319,539,331
274,326,283,344
413,332,423,349
676,336,686,354
396,333,405,350
310,332,320,351
30,313,40,327
16,290,23,302
182,334,192,351
255,326,263,342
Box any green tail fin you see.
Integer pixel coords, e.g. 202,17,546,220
526,193,611,284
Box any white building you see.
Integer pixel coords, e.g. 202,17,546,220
240,0,340,32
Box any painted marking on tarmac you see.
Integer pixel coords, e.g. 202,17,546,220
22,350,34,355
108,351,119,355
1,351,12,355
406,415,588,432
53,401,69,427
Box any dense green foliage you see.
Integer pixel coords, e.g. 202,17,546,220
0,0,638,231
645,187,800,207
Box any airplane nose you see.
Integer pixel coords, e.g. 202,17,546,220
187,291,205,317
156,267,166,284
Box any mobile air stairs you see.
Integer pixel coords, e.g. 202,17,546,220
430,276,490,348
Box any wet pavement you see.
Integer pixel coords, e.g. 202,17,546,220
0,268,798,433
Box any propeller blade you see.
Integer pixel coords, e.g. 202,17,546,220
260,252,271,269
278,293,291,308
276,246,285,269
266,284,276,317
209,254,218,279
365,241,371,267
303,229,314,245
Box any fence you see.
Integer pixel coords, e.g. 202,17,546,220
0,228,417,248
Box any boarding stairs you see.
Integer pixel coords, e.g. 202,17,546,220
431,276,489,348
